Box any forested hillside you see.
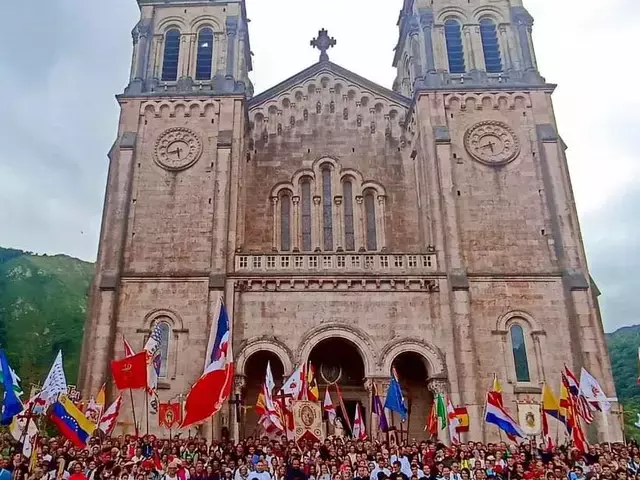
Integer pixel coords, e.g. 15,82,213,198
0,246,93,391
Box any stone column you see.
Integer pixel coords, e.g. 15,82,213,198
225,17,238,79
134,19,152,81
511,7,535,71
499,26,513,71
427,378,448,444
419,10,436,74
271,196,279,251
313,195,322,251
463,26,477,71
292,196,301,252
232,375,247,442
334,196,344,251
356,195,365,252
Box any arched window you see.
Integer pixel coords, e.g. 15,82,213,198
301,179,312,252
510,324,530,382
161,29,181,81
343,181,355,251
195,28,214,80
155,321,171,378
280,193,291,251
364,191,377,251
444,19,465,74
322,168,333,250
480,18,502,73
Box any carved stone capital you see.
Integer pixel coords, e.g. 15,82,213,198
334,195,343,206
355,195,364,205
419,10,435,29
427,378,448,395
313,195,322,205
270,196,279,206
292,196,300,205
234,375,247,393
377,195,387,205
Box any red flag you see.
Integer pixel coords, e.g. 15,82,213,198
181,299,233,428
110,352,147,390
541,410,554,451
158,402,182,429
425,402,438,436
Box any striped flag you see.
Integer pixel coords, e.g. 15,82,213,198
98,395,122,435
335,383,352,433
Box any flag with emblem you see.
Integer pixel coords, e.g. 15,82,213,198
0,351,23,397
181,297,234,428
111,351,147,390
0,349,23,425
579,367,611,412
49,395,96,448
307,363,319,401
39,351,68,407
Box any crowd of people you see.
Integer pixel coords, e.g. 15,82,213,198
0,433,637,480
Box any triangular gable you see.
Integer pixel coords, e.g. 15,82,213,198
248,61,410,109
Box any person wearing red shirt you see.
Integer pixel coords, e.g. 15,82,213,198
68,462,87,480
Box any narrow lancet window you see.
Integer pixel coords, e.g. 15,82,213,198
301,180,312,252
195,28,214,80
444,20,465,74
161,29,181,81
322,168,333,250
480,19,502,73
281,193,291,251
364,191,377,251
510,324,531,382
343,181,355,251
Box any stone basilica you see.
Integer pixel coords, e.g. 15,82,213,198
79,0,621,441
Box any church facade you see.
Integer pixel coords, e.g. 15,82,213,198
79,0,622,441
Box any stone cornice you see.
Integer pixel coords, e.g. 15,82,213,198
233,277,439,292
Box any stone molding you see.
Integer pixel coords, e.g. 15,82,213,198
378,339,447,378
296,323,377,377
142,308,185,331
233,277,439,292
235,336,295,375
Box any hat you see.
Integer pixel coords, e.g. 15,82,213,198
486,456,496,461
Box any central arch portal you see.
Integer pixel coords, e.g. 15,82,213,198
308,337,367,434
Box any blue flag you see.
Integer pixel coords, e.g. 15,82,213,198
384,374,408,421
0,349,23,425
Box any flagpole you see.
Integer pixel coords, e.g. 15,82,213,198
129,389,139,438
145,393,149,435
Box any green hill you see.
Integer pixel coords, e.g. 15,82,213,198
0,244,639,438
0,246,93,392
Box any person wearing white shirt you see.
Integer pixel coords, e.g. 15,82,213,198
390,453,411,479
249,461,272,480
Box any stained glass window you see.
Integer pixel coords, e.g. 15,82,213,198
195,28,214,80
322,168,333,250
365,192,377,251
301,180,312,252
281,193,291,251
156,321,171,378
510,324,531,382
161,29,181,81
480,19,502,73
343,181,355,251
444,19,465,74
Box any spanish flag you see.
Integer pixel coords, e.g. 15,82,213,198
49,395,96,448
454,407,470,433
307,363,319,402
541,383,560,419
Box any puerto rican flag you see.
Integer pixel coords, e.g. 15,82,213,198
484,391,525,438
181,298,233,428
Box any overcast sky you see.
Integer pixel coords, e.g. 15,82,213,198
0,0,638,332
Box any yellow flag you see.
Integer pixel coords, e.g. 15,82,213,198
96,383,106,407
541,383,559,417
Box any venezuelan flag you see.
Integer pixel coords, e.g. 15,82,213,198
50,395,96,448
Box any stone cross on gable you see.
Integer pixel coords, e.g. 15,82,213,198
310,28,336,62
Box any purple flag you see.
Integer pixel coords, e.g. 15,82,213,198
372,383,389,432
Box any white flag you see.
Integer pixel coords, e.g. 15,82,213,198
99,395,123,435
352,403,366,440
447,397,461,444
39,351,67,406
281,365,304,403
579,367,611,412
323,387,337,424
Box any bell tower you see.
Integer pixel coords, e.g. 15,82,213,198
396,0,621,441
392,0,543,95
79,0,252,437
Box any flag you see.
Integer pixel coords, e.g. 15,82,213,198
335,383,352,433
352,403,367,440
0,351,23,397
484,392,525,438
307,364,319,401
454,407,470,433
542,383,560,419
49,395,96,448
559,377,572,432
323,387,337,424
563,369,594,424
85,384,106,424
158,402,181,429
144,324,164,398
181,298,234,428
281,365,304,402
564,365,581,396
98,395,122,435
39,351,68,406
371,383,389,432
541,406,554,451
579,367,611,412
144,323,165,357
426,402,438,436
446,398,461,444
9,405,38,443
111,351,148,390
258,361,284,433
435,393,447,430
384,370,408,421
488,374,516,442
0,350,23,425
635,413,640,429
123,336,135,357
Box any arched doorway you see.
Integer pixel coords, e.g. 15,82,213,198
308,337,367,436
243,351,285,438
392,351,432,441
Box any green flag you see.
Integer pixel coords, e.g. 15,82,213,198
435,393,447,430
